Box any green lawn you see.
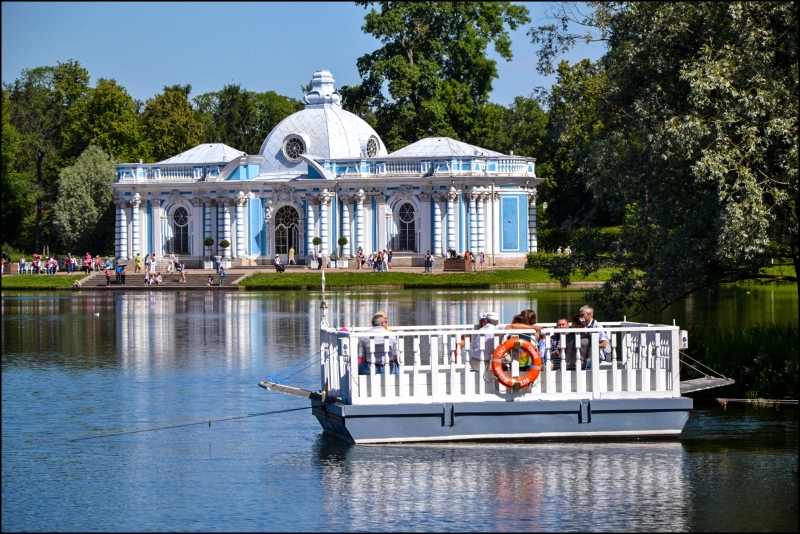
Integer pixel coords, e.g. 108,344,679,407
1,273,89,289
238,267,617,290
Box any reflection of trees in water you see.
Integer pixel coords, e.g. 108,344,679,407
314,443,689,531
2,293,119,369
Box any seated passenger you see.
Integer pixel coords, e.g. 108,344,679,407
358,312,399,375
504,309,547,371
469,311,508,376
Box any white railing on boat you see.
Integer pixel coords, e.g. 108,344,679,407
319,322,682,405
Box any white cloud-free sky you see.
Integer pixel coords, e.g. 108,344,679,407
2,1,604,105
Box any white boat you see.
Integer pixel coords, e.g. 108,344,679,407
261,313,732,444
260,273,735,444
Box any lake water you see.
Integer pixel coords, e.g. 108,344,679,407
2,285,797,532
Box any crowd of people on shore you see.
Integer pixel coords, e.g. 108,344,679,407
356,305,609,376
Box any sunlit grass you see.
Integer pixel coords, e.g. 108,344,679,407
1,273,89,289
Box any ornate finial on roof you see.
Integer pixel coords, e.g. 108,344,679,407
303,70,342,108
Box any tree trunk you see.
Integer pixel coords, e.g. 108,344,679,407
34,152,44,254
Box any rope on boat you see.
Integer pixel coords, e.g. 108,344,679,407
679,350,731,380
65,406,312,443
268,347,339,384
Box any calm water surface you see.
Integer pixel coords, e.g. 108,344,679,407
2,286,797,532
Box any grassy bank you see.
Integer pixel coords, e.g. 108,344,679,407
1,273,89,289
238,267,617,290
682,323,799,400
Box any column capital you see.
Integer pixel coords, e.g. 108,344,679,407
447,186,460,202
354,189,367,204
149,198,162,208
131,192,142,208
319,188,334,205
191,197,203,207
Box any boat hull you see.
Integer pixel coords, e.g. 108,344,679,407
312,397,693,444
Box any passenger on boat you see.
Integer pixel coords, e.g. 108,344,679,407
504,309,547,371
565,314,589,370
469,311,504,372
358,312,399,375
579,305,607,370
548,317,570,370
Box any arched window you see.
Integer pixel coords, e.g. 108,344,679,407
398,203,416,251
172,207,189,254
275,206,300,255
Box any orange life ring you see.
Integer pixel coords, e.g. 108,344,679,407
491,337,543,390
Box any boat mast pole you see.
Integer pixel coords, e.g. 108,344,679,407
320,271,328,328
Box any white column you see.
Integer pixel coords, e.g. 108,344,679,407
433,196,443,257
204,199,212,252
320,189,331,257
131,193,141,259
306,196,316,258
468,193,478,252
528,190,538,253
116,201,128,260
235,194,246,257
477,192,486,254
446,188,457,254
355,190,366,253
341,200,352,258
150,199,163,256
222,200,232,259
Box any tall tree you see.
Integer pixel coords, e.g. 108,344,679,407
4,60,91,253
140,88,203,162
1,88,32,249
64,78,149,163
531,2,798,324
52,145,116,253
194,86,302,154
353,1,530,150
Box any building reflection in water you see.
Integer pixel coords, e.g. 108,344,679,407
313,441,689,531
111,290,552,371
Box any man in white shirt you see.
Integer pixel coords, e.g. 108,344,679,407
469,311,504,372
358,312,399,374
579,305,608,369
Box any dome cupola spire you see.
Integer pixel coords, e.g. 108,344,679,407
303,69,341,108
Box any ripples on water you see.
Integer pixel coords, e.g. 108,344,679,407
1,289,797,532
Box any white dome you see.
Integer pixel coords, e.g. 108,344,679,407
258,70,387,176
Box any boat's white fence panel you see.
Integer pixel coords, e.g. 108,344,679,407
320,323,681,405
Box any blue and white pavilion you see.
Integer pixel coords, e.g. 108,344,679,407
111,70,542,267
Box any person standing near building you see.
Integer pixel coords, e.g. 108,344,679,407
317,250,323,270
288,246,296,265
179,261,187,282
387,248,393,269
213,252,222,273
480,251,485,270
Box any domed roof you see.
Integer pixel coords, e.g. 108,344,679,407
258,70,387,176
389,137,505,158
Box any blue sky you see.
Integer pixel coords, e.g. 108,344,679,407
2,1,604,106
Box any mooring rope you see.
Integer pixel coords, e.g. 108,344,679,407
64,406,312,443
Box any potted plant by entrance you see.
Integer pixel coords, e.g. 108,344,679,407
203,237,214,269
219,239,231,269
312,237,323,268
336,236,348,268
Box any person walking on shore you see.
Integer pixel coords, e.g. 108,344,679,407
179,261,186,282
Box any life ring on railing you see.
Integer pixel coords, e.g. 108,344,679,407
491,337,543,389
450,335,466,364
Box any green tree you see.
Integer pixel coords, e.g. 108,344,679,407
1,88,32,249
194,85,302,154
531,2,798,326
52,145,116,252
353,1,530,150
538,59,611,232
140,88,204,161
4,60,91,253
64,78,149,162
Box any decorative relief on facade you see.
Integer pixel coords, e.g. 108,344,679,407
318,188,334,205
191,198,203,207
354,189,367,204
149,198,162,208
447,186,460,202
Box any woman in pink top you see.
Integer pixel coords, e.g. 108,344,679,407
83,253,92,275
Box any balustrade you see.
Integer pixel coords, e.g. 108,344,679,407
320,322,681,405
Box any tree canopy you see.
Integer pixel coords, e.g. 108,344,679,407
140,88,204,162
531,1,798,322
53,145,116,253
350,1,530,150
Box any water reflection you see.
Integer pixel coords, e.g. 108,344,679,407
313,440,690,531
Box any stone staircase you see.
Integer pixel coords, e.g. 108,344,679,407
80,268,246,289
